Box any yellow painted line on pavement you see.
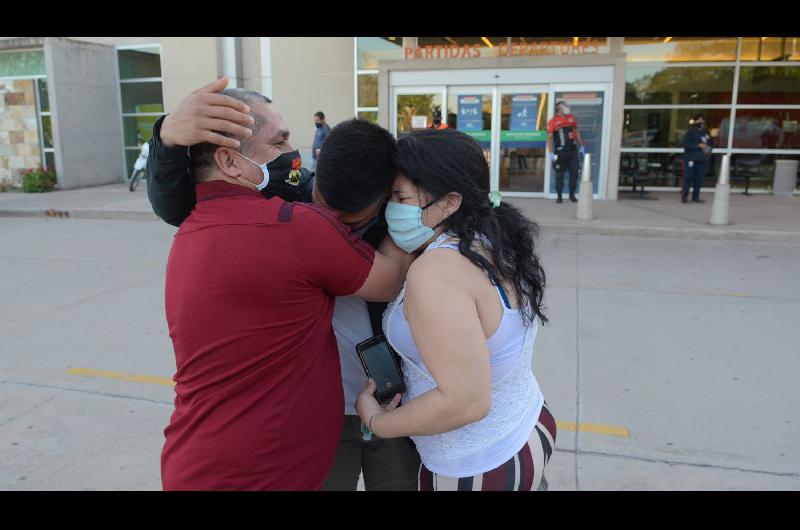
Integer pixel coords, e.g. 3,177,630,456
67,367,174,387
556,420,629,438
66,368,630,438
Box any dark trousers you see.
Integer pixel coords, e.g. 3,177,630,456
321,415,421,491
554,150,579,197
682,159,706,200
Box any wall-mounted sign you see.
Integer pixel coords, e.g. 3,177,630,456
403,40,604,60
411,115,428,129
457,95,483,131
510,94,539,131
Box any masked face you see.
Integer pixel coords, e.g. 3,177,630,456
385,199,440,254
234,151,280,191
695,121,705,129
255,150,308,202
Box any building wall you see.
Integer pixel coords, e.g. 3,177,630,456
269,37,355,163
160,37,219,113
0,79,40,185
44,37,125,189
67,37,160,47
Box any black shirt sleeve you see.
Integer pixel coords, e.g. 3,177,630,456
146,115,197,227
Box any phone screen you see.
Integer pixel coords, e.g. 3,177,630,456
360,340,404,395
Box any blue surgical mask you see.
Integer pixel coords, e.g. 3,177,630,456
235,151,279,191
385,199,439,254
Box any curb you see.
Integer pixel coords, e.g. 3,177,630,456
0,208,159,221
2,208,799,243
539,222,800,244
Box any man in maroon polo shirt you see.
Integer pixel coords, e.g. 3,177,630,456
161,89,410,490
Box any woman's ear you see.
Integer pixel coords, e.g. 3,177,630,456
442,191,463,217
213,148,246,180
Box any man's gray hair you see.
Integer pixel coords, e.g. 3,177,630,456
189,88,273,181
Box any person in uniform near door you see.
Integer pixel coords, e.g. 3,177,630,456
681,113,713,204
546,100,585,203
427,108,449,130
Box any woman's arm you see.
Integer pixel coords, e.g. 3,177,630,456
357,250,493,438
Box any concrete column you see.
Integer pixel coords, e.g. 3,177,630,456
260,37,273,99
239,37,262,92
218,37,242,89
43,37,125,188
606,52,626,200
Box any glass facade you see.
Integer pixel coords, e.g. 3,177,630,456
34,77,54,171
117,45,163,176
621,38,800,192
355,38,401,122
623,37,738,62
740,37,800,62
354,37,799,194
0,49,45,77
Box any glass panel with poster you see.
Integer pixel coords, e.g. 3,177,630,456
498,90,548,193
395,92,443,140
447,88,493,166
549,91,606,195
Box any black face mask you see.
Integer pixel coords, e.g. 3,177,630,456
259,150,306,202
315,122,323,129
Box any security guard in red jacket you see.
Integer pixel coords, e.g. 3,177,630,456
546,101,585,203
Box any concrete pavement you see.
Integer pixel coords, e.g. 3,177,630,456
1,182,799,241
1,214,798,490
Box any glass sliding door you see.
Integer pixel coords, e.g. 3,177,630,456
549,86,610,197
447,86,495,169
393,86,446,140
497,86,549,194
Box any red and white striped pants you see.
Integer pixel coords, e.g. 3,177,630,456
418,402,556,491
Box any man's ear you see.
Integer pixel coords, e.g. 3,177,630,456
213,148,246,180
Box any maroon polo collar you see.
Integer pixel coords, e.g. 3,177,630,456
195,180,264,203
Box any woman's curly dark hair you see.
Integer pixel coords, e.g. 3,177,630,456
394,128,547,325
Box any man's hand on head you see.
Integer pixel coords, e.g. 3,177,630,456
160,76,256,149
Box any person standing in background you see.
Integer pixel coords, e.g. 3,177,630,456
312,111,331,172
546,101,585,204
681,113,713,204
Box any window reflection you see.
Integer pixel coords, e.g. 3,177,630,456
730,109,800,149
357,74,378,107
625,66,734,105
737,66,800,105
117,47,161,80
623,37,737,62
357,37,402,70
396,93,442,139
619,152,722,189
623,108,729,148
740,37,800,62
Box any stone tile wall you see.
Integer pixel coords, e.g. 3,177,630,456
0,79,42,186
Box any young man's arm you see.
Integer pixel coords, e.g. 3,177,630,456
292,206,415,303
146,77,255,226
351,235,415,302
146,116,195,227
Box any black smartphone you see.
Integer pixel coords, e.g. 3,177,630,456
356,334,406,403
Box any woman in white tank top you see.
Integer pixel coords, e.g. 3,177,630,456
355,129,557,491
